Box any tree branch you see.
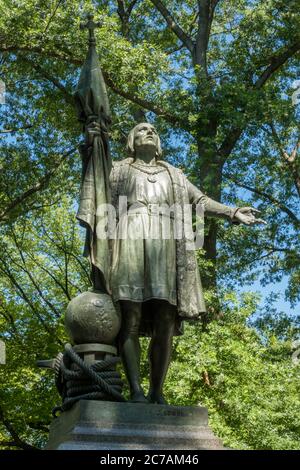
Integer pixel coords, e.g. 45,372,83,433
218,127,244,161
262,245,299,255
239,245,299,270
28,421,49,433
149,0,194,53
117,1,139,36
0,45,77,63
224,173,300,226
0,257,58,336
117,0,126,20
117,1,130,37
268,123,300,198
9,230,61,318
0,441,22,448
26,244,90,294
21,57,74,104
43,0,64,35
236,249,278,269
128,0,139,14
0,124,33,134
0,302,34,353
104,73,186,127
0,147,76,223
37,224,91,284
0,406,39,451
0,303,19,337
218,42,300,161
254,41,300,89
194,0,218,74
26,252,73,300
1,45,185,127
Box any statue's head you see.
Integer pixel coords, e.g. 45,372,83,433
126,122,162,159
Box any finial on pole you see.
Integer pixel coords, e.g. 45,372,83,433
80,13,102,44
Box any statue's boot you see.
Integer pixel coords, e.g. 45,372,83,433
129,390,149,403
147,390,168,405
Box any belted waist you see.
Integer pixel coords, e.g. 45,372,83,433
127,202,175,219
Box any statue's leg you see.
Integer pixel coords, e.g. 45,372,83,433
119,300,148,403
147,301,176,404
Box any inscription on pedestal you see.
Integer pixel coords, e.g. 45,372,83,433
142,407,192,418
80,401,208,427
46,400,223,450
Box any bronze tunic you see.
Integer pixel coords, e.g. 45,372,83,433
108,159,238,335
111,164,177,306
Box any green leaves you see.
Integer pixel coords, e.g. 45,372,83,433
167,293,300,449
0,0,299,450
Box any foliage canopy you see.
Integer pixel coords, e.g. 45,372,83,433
0,0,299,449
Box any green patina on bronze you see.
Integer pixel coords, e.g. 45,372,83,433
75,14,112,294
74,16,264,405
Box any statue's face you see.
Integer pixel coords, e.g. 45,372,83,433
133,123,159,152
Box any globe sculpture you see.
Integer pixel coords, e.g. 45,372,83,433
65,291,121,345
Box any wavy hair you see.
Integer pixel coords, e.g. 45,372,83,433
126,123,162,159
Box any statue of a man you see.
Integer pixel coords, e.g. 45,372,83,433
78,121,263,404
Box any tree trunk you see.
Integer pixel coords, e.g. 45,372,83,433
197,139,223,291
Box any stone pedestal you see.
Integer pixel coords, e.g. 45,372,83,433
46,400,224,450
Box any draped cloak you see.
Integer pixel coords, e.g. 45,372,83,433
73,23,239,323
78,154,238,330
74,37,112,293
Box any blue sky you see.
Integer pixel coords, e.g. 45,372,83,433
240,276,299,317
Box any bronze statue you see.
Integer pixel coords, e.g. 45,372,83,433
75,16,264,404
77,119,264,403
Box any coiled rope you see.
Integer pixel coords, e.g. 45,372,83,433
53,343,125,416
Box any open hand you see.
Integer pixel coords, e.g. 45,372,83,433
234,207,267,225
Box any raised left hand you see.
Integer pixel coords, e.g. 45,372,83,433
234,207,267,225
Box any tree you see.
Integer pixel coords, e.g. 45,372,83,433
0,0,299,294
0,199,90,449
0,201,299,450
0,0,299,449
167,293,300,449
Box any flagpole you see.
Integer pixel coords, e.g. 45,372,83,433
74,14,112,294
